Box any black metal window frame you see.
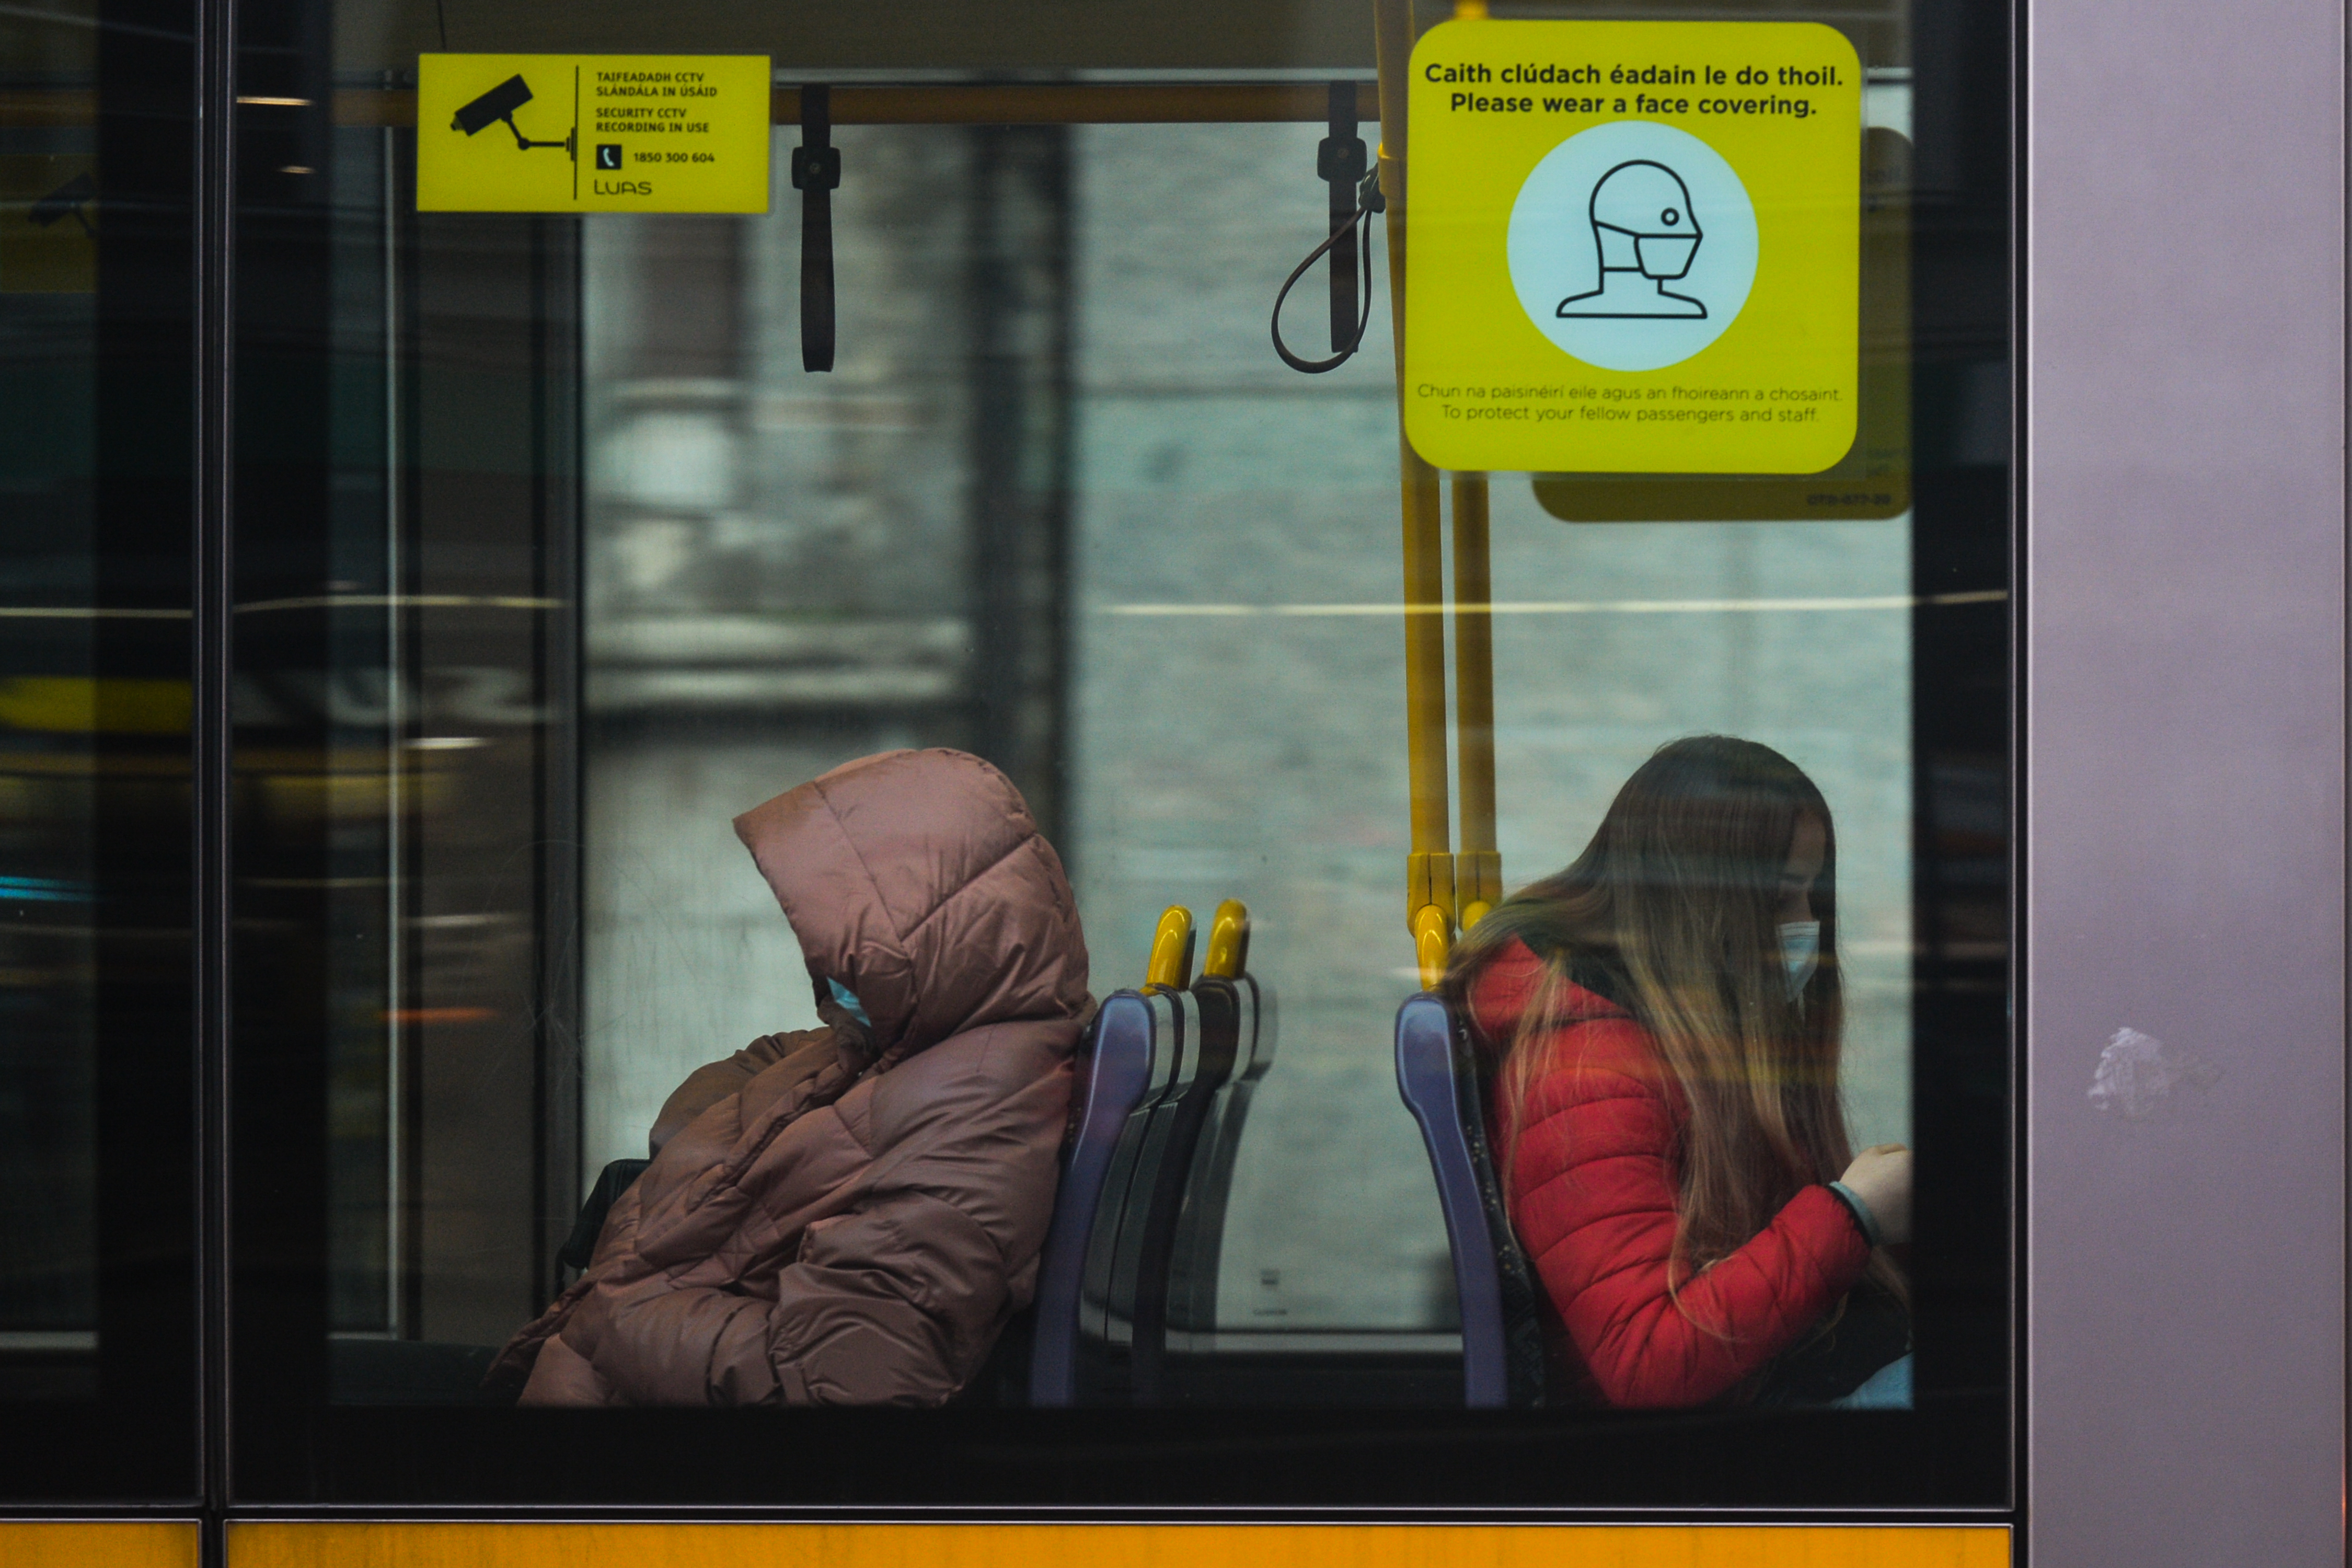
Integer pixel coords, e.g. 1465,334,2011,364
0,0,2023,1527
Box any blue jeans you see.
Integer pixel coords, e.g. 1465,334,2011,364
1831,1353,1912,1409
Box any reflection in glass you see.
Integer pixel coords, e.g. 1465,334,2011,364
295,66,2004,1422
0,0,107,1400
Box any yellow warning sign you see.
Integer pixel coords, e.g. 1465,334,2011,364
417,54,770,214
1534,125,1909,521
1404,20,1862,474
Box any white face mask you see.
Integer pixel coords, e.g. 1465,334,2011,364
1780,920,1821,999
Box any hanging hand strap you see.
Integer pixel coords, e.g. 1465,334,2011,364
1271,165,1383,375
1319,81,1366,353
791,85,840,373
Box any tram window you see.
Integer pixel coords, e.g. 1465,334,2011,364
0,168,107,1403
289,111,1934,1403
0,0,201,1492
0,6,113,1406
232,0,2008,1497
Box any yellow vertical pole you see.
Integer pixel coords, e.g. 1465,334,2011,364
1376,0,1456,990
1450,472,1500,930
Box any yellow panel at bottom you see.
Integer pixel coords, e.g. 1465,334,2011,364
232,1521,2008,1568
0,1522,198,1568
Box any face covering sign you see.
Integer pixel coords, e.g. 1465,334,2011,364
1404,21,1861,474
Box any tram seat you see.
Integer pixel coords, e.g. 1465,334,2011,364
1394,992,1547,1409
1083,981,1203,1396
1028,986,1175,1405
1161,969,1276,1362
555,1156,651,1297
1030,900,1269,1406
1126,967,1247,1402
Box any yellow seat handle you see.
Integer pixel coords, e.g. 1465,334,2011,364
1144,905,1196,992
1201,899,1250,979
1412,904,1453,994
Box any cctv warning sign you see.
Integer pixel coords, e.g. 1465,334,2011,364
417,54,770,214
1403,21,1861,474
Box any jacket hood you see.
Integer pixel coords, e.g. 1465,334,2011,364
733,748,1091,1061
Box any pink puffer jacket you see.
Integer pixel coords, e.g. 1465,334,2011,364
489,748,1092,1405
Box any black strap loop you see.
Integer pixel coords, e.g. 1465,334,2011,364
1317,81,1367,353
792,85,837,373
1272,165,1383,375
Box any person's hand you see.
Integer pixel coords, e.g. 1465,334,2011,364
1838,1143,1912,1245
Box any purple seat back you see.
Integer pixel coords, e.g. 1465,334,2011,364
1394,992,1546,1409
1030,989,1160,1405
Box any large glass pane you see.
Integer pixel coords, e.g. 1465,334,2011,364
0,0,198,1500
235,0,2010,1508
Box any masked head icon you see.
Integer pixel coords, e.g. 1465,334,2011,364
1557,159,1708,320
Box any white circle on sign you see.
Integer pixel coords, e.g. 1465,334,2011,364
1506,120,1758,373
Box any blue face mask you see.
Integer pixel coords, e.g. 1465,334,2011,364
1780,921,1821,999
826,977,871,1028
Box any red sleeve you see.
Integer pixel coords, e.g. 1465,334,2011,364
1504,1019,1872,1409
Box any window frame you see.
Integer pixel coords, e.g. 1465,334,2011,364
217,0,2020,1517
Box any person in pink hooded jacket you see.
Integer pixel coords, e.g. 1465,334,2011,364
489,748,1093,1405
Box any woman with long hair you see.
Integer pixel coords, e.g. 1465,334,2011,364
1441,735,1911,1408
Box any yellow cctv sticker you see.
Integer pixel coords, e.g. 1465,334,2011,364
1405,20,1861,474
418,54,770,214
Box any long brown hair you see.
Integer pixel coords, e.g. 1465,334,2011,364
1443,735,1900,1329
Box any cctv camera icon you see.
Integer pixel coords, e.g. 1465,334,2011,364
451,75,575,157
1557,159,1706,319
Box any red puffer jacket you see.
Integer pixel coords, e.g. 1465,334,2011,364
1468,938,1871,1409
